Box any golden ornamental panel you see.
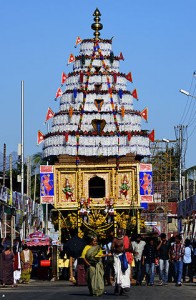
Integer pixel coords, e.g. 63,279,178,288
115,169,137,207
54,169,78,209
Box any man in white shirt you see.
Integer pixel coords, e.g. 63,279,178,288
182,239,193,283
132,234,146,285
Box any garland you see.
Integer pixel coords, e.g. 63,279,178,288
81,38,112,44
44,129,149,139
75,54,121,61
96,43,121,156
55,109,142,116
75,41,99,163
64,89,131,95
67,71,128,79
81,219,113,232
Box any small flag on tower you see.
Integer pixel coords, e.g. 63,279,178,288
131,89,138,100
113,72,117,83
119,52,124,60
126,72,133,83
61,72,67,85
37,130,44,145
67,53,75,64
128,132,132,141
140,107,148,121
65,132,69,142
148,129,155,142
55,88,62,99
45,107,54,122
80,71,84,83
75,36,82,47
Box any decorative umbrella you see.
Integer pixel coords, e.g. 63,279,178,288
64,236,86,258
23,231,52,247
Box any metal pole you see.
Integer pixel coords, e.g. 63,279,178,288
186,173,189,198
33,172,37,202
45,125,50,235
3,144,6,186
26,156,31,197
21,80,24,197
21,80,25,237
10,154,14,248
179,125,183,202
9,154,13,205
45,202,48,235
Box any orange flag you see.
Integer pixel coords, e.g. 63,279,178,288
132,89,138,100
68,53,75,64
119,52,124,60
61,72,67,85
55,88,62,99
126,72,133,83
75,36,82,47
148,129,155,142
45,107,54,122
140,107,148,121
37,130,44,145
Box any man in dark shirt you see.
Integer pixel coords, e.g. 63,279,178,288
143,238,157,286
157,233,171,285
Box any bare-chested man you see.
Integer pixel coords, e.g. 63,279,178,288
112,228,124,254
111,228,131,296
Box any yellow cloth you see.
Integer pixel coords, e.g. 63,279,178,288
81,245,103,258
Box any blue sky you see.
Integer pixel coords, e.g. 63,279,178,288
0,0,196,169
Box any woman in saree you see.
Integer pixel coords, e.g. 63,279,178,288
2,245,14,287
20,244,33,283
81,235,105,297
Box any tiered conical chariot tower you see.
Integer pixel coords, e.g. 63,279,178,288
41,9,153,240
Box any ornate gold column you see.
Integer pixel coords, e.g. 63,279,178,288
113,210,117,237
77,210,82,235
111,168,115,197
77,168,82,200
137,209,141,234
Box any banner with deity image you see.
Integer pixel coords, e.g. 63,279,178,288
40,165,54,204
139,163,153,203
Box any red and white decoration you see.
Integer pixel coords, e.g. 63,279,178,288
67,53,75,64
45,107,54,122
40,33,153,159
37,130,44,145
75,36,82,47
55,88,62,99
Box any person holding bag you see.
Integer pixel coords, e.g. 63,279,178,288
132,234,146,285
103,238,114,286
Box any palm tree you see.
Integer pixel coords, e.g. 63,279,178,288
31,152,46,200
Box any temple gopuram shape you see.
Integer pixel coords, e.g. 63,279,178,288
39,9,154,239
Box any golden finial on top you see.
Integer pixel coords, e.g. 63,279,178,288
91,8,103,41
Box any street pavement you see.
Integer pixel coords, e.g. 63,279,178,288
0,279,195,300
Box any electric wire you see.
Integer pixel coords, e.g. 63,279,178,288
178,72,196,169
186,83,196,127
179,73,195,124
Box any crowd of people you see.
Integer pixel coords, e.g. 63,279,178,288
0,231,195,296
0,238,33,287
79,230,196,297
